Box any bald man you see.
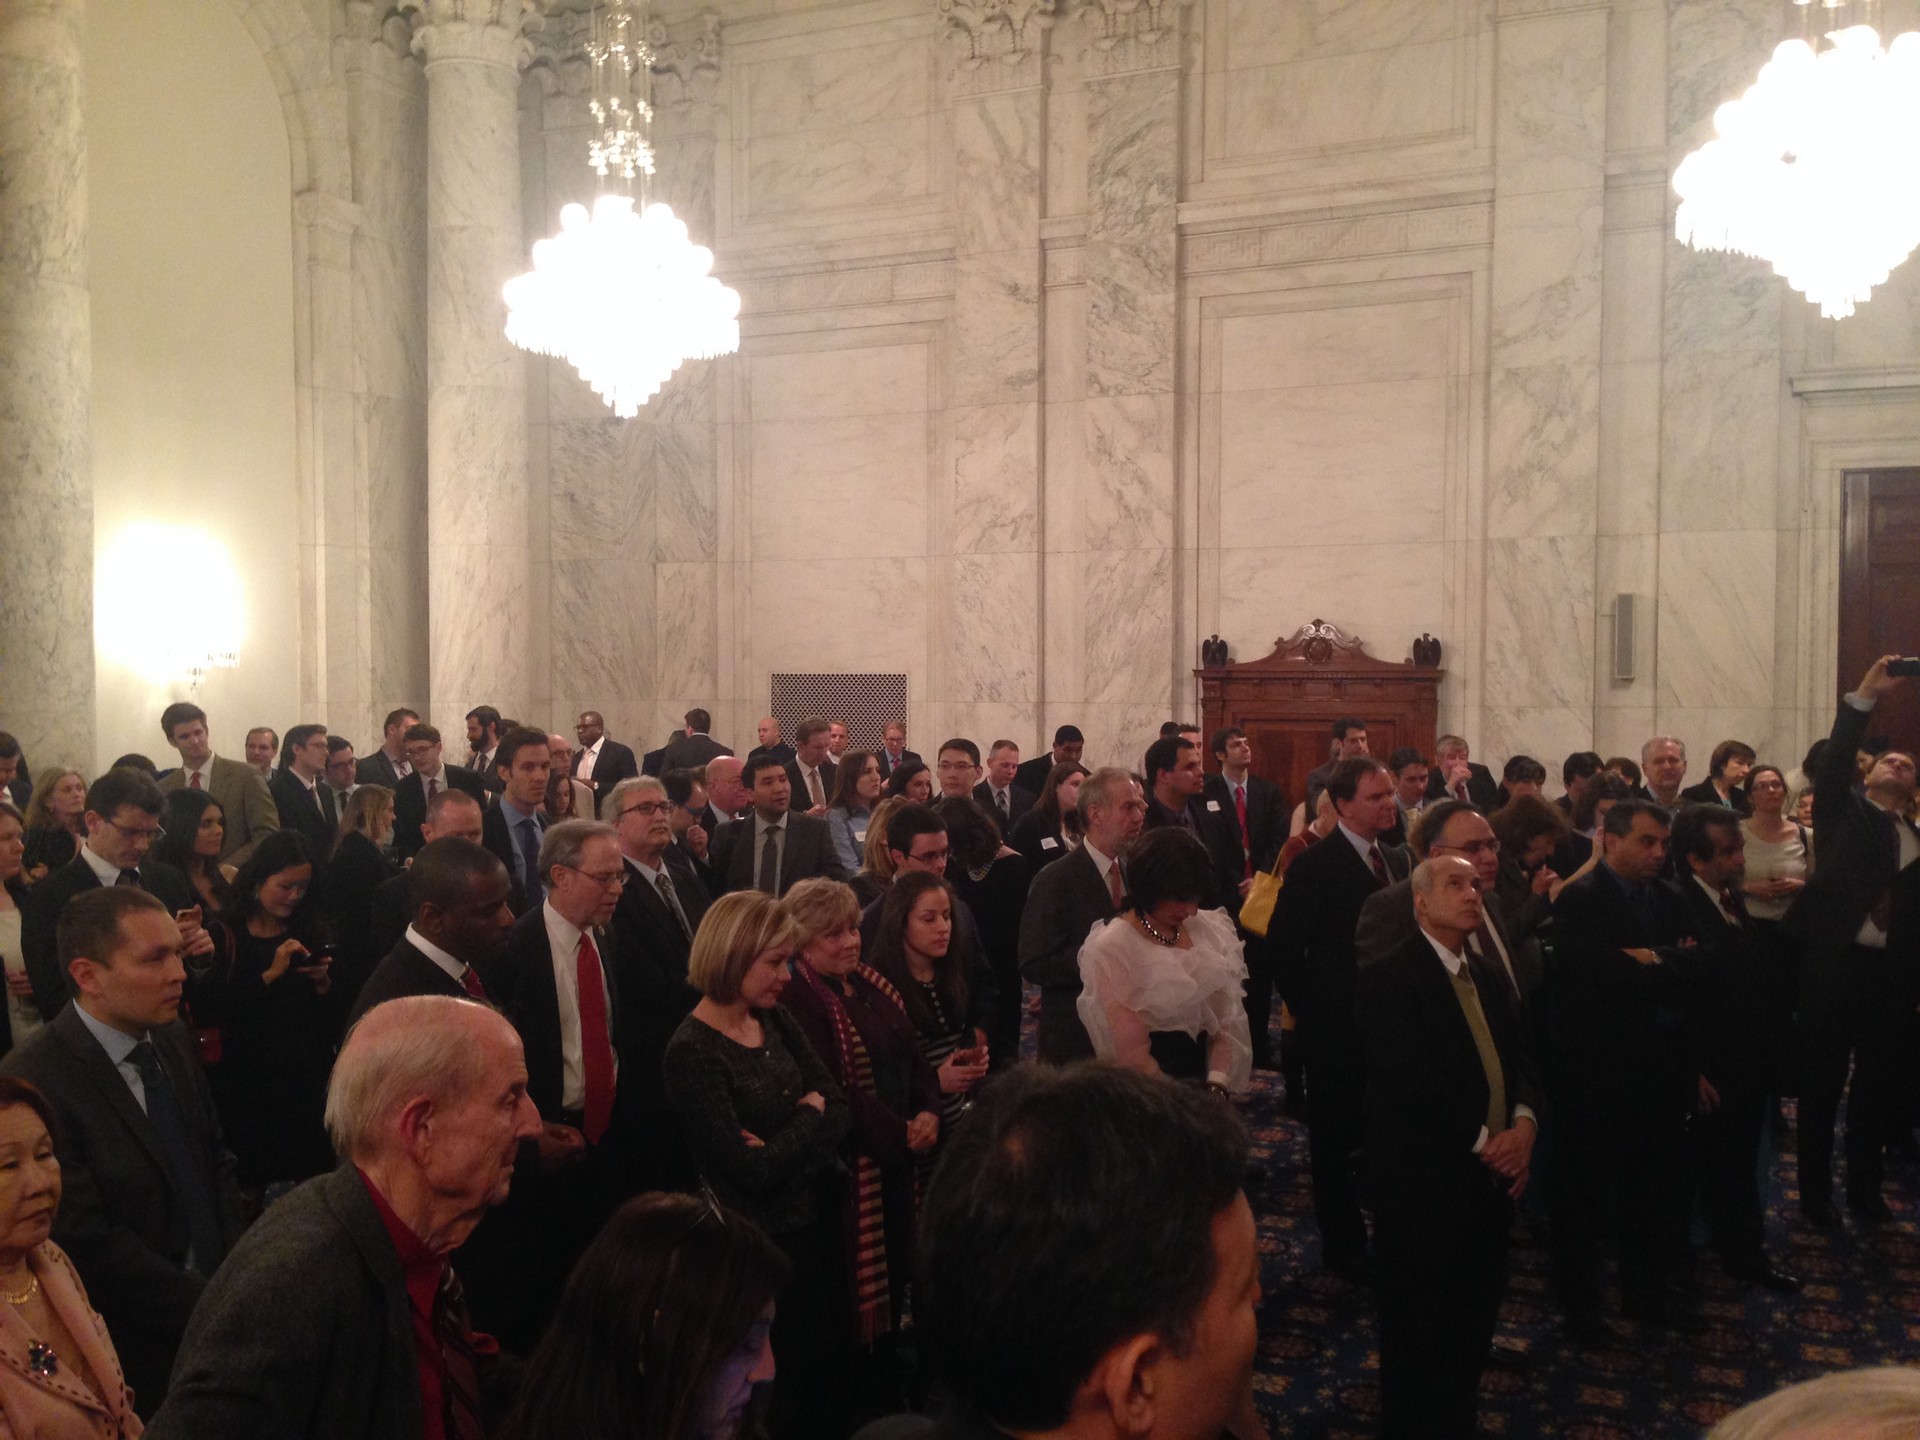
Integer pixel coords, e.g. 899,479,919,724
571,711,637,816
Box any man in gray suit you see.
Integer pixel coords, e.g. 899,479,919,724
1,887,246,1417
149,995,542,1439
709,753,849,896
156,701,280,865
660,706,733,773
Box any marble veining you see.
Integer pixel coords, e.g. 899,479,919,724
1486,360,1601,540
1482,536,1596,712
1082,547,1173,705
950,402,1040,554
1083,394,1174,551
945,553,1039,703
1655,530,1777,711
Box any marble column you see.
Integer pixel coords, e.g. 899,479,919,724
412,0,533,730
939,2,1047,750
0,0,94,767
1074,0,1184,764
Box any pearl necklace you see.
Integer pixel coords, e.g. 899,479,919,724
1139,914,1181,947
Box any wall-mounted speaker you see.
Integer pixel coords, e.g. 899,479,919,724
1613,593,1637,681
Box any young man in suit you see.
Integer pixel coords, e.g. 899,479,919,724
1205,726,1288,1065
1426,735,1499,808
480,728,553,917
21,769,211,1019
1013,725,1083,797
934,737,982,802
784,717,837,815
708,753,850,897
1358,857,1538,1438
1376,747,1428,850
0,732,26,809
156,701,281,865
147,997,541,1440
1017,767,1146,1064
2,887,247,1418
1270,756,1410,1281
606,776,711,1189
351,833,510,1025
465,706,505,795
353,707,419,788
571,710,638,817
873,721,918,781
974,739,1035,827
1303,715,1371,816
1547,800,1699,1338
269,723,337,860
243,726,278,780
1788,656,1919,1225
392,722,487,859
660,707,732,772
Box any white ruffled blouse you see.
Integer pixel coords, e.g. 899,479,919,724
1076,908,1253,1094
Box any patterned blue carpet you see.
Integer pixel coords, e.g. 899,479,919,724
1240,1072,1920,1437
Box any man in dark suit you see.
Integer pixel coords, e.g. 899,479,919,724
640,742,666,777
1142,735,1237,909
785,716,838,814
660,707,732,773
1787,657,1919,1224
1205,726,1287,1065
22,768,208,1019
156,701,281,865
480,727,553,917
1377,747,1429,850
464,706,505,795
1358,857,1539,1438
975,739,1036,828
873,721,918,782
1302,715,1371,815
391,722,487,860
469,819,625,1348
2,887,246,1417
1018,767,1145,1063
1639,735,1689,809
1680,740,1756,814
1270,756,1410,1279
606,776,711,1188
708,753,849,896
1670,804,1799,1291
269,723,338,860
354,707,420,788
0,732,26,809
748,715,796,770
699,753,752,836
351,835,512,1025
1557,751,1605,818
571,710,638,816
1013,725,1083,797
367,790,489,963
1426,734,1499,808
147,996,541,1439
1547,799,1699,1337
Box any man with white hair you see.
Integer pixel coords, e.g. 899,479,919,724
148,996,541,1439
1640,735,1688,809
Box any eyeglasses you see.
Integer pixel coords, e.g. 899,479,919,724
619,801,673,819
106,819,165,843
1433,838,1501,857
906,846,951,866
566,866,629,889
934,761,975,774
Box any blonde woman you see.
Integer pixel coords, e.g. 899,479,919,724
19,769,85,883
849,795,905,909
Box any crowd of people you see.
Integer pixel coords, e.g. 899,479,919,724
0,656,1913,1439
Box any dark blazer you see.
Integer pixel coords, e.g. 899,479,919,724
1007,807,1074,870
391,764,486,860
1785,696,1910,954
1675,877,1791,1096
578,740,639,815
1143,796,1239,911
1355,879,1531,1005
22,854,197,1020
1270,829,1411,1036
641,747,666,778
785,757,838,810
1017,845,1116,1063
1202,772,1285,877
749,742,797,771
1547,864,1698,1119
146,1163,442,1440
364,871,411,970
607,850,711,1116
479,906,623,1124
1011,754,1057,797
0,1007,245,1415
1427,761,1499,809
269,769,338,860
874,748,920,782
481,803,544,917
973,780,1036,828
352,749,408,789
345,935,474,1028
326,830,398,1002
660,732,732,772
1357,930,1540,1222
709,812,850,897
1679,779,1752,815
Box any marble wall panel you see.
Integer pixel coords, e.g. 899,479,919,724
1657,347,1783,534
740,32,927,136
547,417,654,561
1214,41,1461,162
1489,191,1603,374
748,342,928,420
748,411,928,558
551,556,654,703
1215,297,1454,392
750,557,929,680
1596,358,1660,537
1082,547,1173,706
1486,358,1600,539
657,562,718,697
1490,8,1608,196
656,422,719,561
1655,529,1776,712
949,402,1039,553
1083,393,1174,552
1483,535,1596,711
945,553,1040,703
954,249,1041,405
1219,0,1462,69
1480,706,1602,781
743,116,933,220
955,94,1040,253
427,541,530,724
1217,542,1444,669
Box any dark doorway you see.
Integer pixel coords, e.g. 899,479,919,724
1840,468,1920,752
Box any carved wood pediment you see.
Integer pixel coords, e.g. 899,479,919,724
1196,619,1443,679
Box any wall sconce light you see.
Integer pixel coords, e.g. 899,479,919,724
96,522,245,688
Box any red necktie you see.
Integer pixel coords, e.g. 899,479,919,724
459,966,488,1002
1453,780,1467,802
428,776,439,801
189,771,202,790
1368,843,1390,886
1234,785,1251,877
575,932,615,1144
1107,860,1126,909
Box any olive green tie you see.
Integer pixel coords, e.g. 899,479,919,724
1448,966,1506,1137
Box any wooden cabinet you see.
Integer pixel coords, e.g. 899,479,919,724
1196,619,1444,811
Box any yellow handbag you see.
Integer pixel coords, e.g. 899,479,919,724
1238,849,1286,938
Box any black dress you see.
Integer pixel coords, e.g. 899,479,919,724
21,827,76,879
325,830,398,1007
209,924,345,1187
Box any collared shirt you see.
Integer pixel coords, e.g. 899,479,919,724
74,1003,149,1112
405,925,477,988
752,810,788,887
356,1167,452,1440
499,795,545,895
1337,821,1384,869
1694,874,1741,927
1419,931,1535,1147
383,748,413,779
575,737,602,782
472,747,496,777
1858,798,1920,948
79,843,127,888
796,761,826,806
182,752,218,790
540,901,616,1110
1083,839,1122,897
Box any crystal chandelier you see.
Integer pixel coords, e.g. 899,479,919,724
1672,4,1920,320
503,0,739,415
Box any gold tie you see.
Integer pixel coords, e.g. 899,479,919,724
1448,966,1506,1137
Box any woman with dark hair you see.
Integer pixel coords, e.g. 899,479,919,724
327,785,398,1003
19,767,85,882
883,758,933,806
0,805,37,1055
1555,771,1635,877
155,787,236,914
935,796,1029,1066
1076,826,1252,1094
1742,764,1812,923
212,830,342,1192
1494,754,1548,808
1603,755,1642,790
825,750,883,875
500,1191,788,1440
1488,792,1571,945
866,871,991,1172
1006,761,1088,869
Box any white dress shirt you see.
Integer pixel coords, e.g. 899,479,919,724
541,901,616,1110
1082,839,1122,896
79,843,127,887
796,761,827,808
181,753,218,790
1422,930,1535,1150
405,924,477,987
575,737,602,782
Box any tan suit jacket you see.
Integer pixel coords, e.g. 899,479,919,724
158,756,279,866
0,1241,142,1437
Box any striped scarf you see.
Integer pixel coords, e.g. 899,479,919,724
796,959,906,1348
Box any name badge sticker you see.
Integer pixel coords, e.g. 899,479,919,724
1206,799,1222,812
1040,836,1059,850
